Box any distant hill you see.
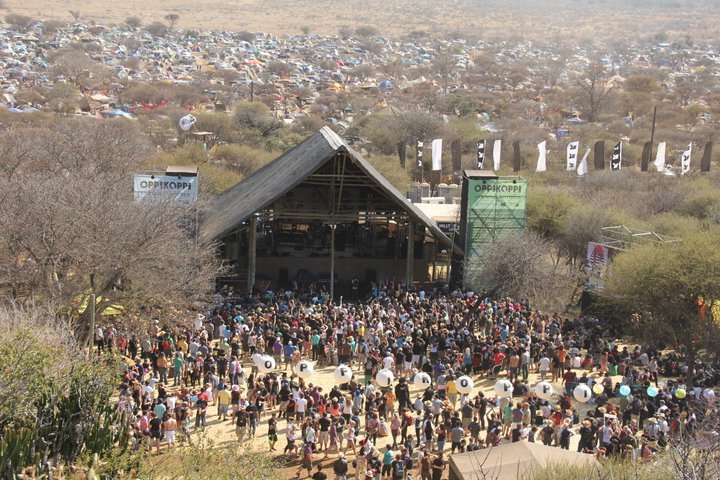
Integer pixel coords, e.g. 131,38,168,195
4,0,720,42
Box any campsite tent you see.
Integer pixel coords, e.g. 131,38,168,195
449,442,600,480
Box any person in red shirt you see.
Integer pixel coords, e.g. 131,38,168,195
492,349,506,378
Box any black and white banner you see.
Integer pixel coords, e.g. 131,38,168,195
611,141,622,170
416,141,423,168
477,140,486,169
566,141,579,171
681,143,692,175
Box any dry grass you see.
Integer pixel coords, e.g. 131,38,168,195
4,0,720,42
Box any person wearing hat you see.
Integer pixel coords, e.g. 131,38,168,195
333,452,349,480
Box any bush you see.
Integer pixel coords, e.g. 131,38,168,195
0,307,122,478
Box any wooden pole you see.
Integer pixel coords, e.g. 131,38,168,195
649,105,657,164
88,294,96,361
406,220,415,290
247,216,257,293
330,224,336,300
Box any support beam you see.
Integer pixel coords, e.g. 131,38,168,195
330,224,336,300
406,220,414,290
247,216,257,293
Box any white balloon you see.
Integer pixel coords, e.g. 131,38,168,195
456,375,474,395
534,381,554,400
296,360,314,379
573,384,592,403
333,364,353,384
494,379,513,397
250,353,263,366
258,355,275,373
414,372,432,388
376,369,395,387
179,114,197,131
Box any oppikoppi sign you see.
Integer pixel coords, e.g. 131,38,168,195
133,174,198,203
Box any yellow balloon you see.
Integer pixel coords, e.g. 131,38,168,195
675,388,686,399
592,383,604,395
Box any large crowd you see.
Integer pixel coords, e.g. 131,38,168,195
107,283,719,480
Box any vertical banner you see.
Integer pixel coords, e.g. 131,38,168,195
431,138,443,171
512,140,521,172
477,139,486,169
451,138,462,172
611,142,622,170
681,143,692,175
640,141,652,172
566,141,579,171
587,242,610,289
654,142,666,172
397,141,406,168
493,139,502,171
536,140,547,172
577,148,590,176
416,141,424,168
594,141,605,170
701,142,712,172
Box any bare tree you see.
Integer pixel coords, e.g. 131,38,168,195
576,63,615,122
125,16,142,29
0,119,221,317
164,13,180,30
49,48,109,88
465,231,573,311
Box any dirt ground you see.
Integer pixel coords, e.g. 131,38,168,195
152,360,618,480
4,0,720,42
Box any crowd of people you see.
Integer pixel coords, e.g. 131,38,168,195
109,283,718,479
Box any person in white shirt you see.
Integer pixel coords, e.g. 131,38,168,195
295,394,308,419
382,354,395,371
538,355,550,381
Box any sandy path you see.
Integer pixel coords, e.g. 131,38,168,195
164,360,614,479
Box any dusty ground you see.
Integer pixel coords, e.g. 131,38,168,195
151,359,620,480
4,0,720,42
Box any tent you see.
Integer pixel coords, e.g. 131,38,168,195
449,442,600,480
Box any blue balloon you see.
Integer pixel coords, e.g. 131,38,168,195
619,385,631,396
647,386,659,397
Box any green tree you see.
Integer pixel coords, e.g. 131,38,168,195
526,190,578,240
601,232,720,384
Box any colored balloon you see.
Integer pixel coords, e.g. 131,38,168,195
456,375,474,395
592,383,605,395
296,360,314,379
333,364,353,384
646,386,659,397
619,385,631,396
494,379,513,397
535,381,554,400
250,353,262,366
574,384,592,403
376,369,395,387
414,372,432,388
258,355,275,373
675,388,686,399
703,388,716,402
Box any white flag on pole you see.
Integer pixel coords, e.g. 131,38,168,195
536,140,547,172
566,141,579,171
493,139,502,171
681,143,692,175
654,142,666,172
577,148,590,176
431,139,443,171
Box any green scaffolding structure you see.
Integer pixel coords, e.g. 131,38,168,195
463,176,528,284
